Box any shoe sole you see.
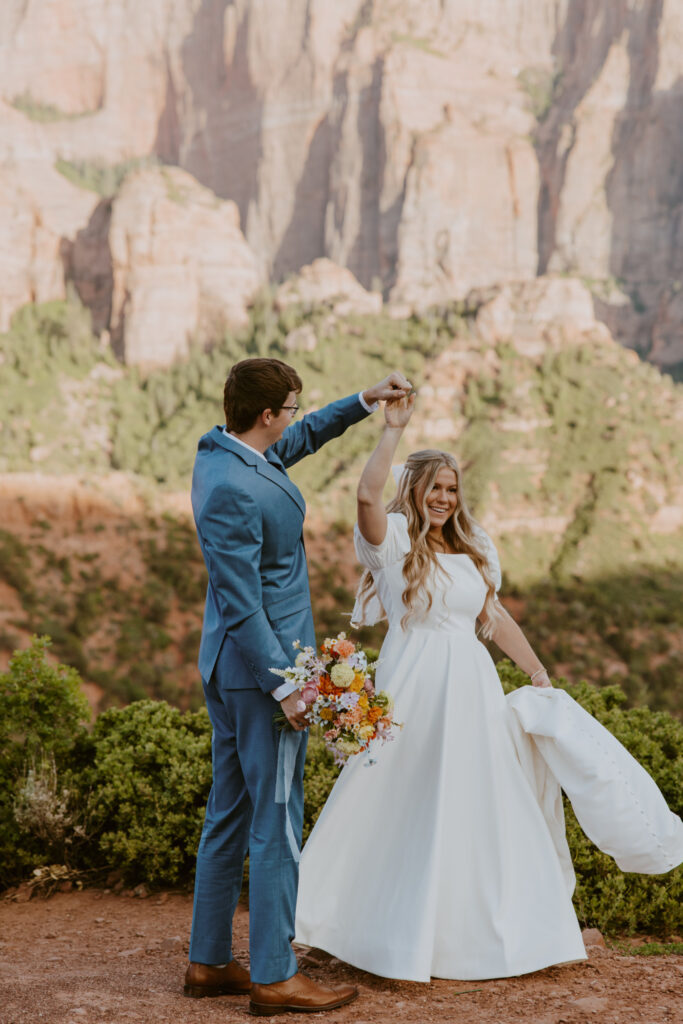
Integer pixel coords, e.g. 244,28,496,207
249,991,358,1016
184,985,251,998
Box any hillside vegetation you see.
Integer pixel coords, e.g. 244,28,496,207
0,296,681,713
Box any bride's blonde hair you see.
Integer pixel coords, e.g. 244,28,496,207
356,449,502,636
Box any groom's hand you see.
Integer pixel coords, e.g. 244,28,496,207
362,372,412,406
280,691,309,731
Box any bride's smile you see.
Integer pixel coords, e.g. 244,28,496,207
419,467,458,530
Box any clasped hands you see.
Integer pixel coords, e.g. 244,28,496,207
363,371,416,429
362,372,413,407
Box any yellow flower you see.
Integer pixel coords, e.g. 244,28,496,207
350,674,364,693
330,663,355,689
319,708,334,721
358,724,374,741
358,693,369,710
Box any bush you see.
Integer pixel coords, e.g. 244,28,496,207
303,731,341,843
0,637,91,885
12,93,89,123
87,700,212,885
1,639,680,936
54,157,157,197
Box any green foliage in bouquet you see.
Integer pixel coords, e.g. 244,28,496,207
86,700,212,885
0,637,91,886
497,660,683,936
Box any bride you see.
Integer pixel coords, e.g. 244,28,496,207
295,393,683,982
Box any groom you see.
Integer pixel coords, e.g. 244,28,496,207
185,357,410,1015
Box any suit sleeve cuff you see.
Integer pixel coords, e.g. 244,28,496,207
271,680,299,702
358,390,380,414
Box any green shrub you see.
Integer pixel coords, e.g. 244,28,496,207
517,67,561,121
12,93,91,123
303,731,341,843
0,529,32,597
1,638,680,936
87,700,212,885
0,637,91,885
55,157,156,197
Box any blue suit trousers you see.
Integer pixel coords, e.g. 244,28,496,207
189,676,308,984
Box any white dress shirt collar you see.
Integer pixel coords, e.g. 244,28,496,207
223,428,267,461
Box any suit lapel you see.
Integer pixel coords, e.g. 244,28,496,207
209,427,306,518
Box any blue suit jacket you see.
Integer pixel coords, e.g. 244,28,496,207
192,393,370,691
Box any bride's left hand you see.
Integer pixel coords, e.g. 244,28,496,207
532,669,553,688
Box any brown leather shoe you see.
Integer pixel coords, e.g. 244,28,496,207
183,959,251,998
249,971,358,1015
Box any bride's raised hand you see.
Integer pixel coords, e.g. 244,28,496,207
384,392,416,429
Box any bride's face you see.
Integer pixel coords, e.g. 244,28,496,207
416,466,458,529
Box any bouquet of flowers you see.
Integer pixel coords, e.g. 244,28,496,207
271,633,401,765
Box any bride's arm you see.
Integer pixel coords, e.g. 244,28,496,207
480,604,552,687
357,394,415,545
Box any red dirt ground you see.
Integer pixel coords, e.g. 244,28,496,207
0,890,681,1024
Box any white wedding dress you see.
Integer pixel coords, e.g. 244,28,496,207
295,513,683,982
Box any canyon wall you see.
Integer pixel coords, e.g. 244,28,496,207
1,0,681,369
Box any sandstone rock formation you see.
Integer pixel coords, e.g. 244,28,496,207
1,0,682,369
0,150,99,331
473,277,607,357
107,167,261,366
276,259,382,316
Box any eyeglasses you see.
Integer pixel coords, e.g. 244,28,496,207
281,404,300,418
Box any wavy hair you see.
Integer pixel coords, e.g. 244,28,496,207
355,450,502,636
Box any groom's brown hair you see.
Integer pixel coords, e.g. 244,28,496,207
224,358,303,433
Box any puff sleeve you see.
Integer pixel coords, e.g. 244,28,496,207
353,513,411,571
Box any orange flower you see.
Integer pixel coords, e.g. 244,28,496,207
349,675,364,693
367,707,383,724
318,674,335,695
334,639,356,659
319,708,334,721
340,708,362,726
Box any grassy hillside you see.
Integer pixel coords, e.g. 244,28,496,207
0,295,681,713
0,295,457,485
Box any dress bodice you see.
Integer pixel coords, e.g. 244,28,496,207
351,513,501,635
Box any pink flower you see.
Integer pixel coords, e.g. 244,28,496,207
301,684,319,704
363,679,374,694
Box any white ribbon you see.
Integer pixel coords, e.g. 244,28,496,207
274,728,303,863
